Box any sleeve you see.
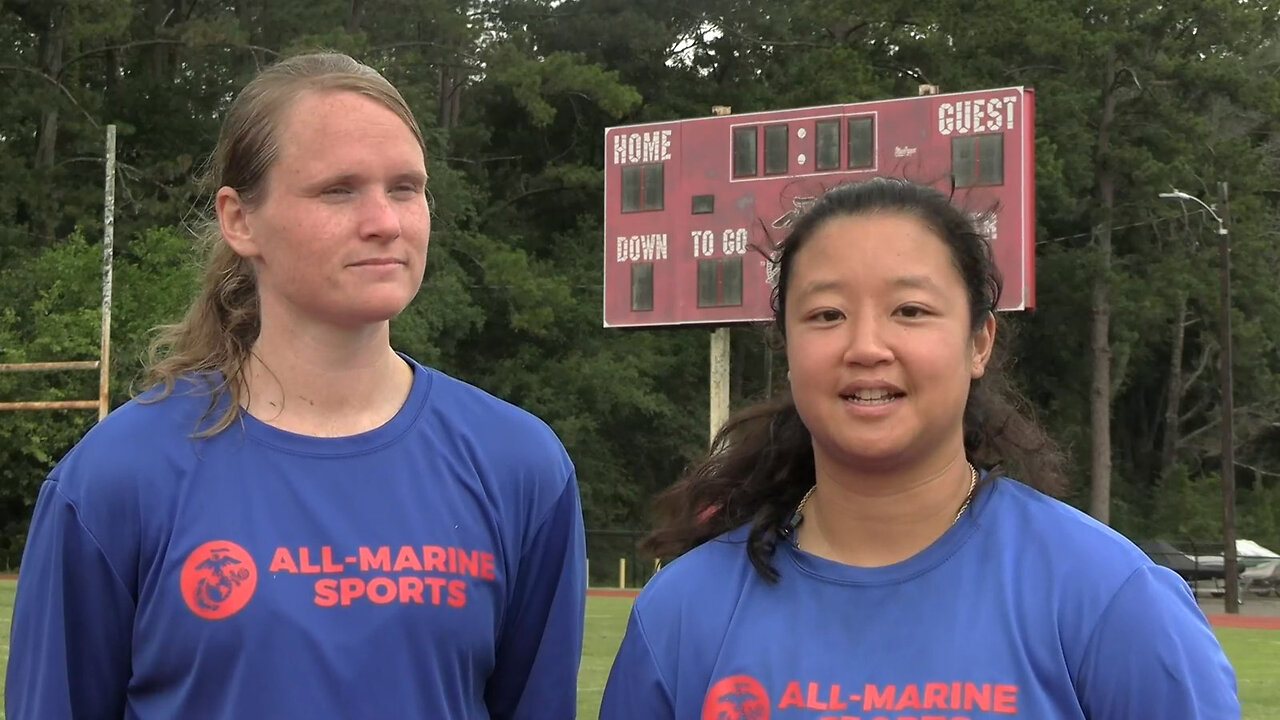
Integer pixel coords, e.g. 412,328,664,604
1075,563,1239,719
6,480,135,720
599,609,676,719
485,472,587,719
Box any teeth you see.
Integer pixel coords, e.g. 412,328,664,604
842,389,899,406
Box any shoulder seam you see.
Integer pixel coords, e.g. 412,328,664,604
525,468,577,546
49,482,135,601
515,469,578,570
631,607,677,703
1076,562,1149,672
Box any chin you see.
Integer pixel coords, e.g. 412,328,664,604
363,290,417,313
817,435,912,469
338,301,413,327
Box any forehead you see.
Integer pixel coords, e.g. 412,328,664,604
272,89,422,167
790,211,959,283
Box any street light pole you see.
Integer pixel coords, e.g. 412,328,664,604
1215,182,1238,614
1159,186,1238,614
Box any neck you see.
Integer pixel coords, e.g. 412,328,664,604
793,451,975,568
242,311,412,437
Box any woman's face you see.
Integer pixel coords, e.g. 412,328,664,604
783,211,994,475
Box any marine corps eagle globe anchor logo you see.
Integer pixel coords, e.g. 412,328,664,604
703,674,771,720
180,540,258,620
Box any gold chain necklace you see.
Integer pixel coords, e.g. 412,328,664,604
787,463,979,543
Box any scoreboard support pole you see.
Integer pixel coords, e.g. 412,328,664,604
707,104,735,448
709,327,730,446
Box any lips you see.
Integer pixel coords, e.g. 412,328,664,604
839,382,906,405
350,258,404,267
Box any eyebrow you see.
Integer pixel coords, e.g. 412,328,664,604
305,170,428,189
891,274,944,293
795,279,844,297
391,171,429,186
795,275,944,297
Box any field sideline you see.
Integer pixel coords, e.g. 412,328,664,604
0,584,1272,719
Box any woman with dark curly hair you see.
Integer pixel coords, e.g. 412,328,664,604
601,178,1236,720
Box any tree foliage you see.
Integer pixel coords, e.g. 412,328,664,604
1,0,1278,569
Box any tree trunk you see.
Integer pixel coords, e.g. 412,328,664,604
1089,49,1118,525
348,0,363,33
764,332,776,398
146,0,182,79
730,327,748,405
34,2,65,172
234,0,265,68
32,1,66,241
1089,227,1113,524
438,67,463,131
1160,291,1188,475
105,47,120,98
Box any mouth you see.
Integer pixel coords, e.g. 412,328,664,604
350,258,405,267
839,387,906,406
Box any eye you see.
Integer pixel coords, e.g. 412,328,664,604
896,304,930,319
808,309,844,323
322,186,353,197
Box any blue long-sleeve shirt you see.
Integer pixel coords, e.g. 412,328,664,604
602,477,1238,720
8,358,586,719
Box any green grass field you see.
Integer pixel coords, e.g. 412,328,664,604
0,585,1272,718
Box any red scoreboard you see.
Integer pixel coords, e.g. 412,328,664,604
602,87,1036,328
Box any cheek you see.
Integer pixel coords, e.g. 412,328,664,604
259,212,324,257
785,345,834,403
416,222,432,252
921,346,980,399
404,212,431,252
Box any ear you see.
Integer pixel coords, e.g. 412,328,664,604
216,187,261,260
969,312,996,379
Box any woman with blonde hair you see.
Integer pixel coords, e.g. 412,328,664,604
7,52,585,719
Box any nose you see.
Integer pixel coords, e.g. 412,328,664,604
841,313,894,367
359,191,402,242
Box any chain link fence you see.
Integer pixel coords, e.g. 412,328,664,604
1138,537,1280,599
586,529,657,589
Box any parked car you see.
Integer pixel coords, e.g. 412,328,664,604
1242,560,1280,597
1138,539,1227,582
